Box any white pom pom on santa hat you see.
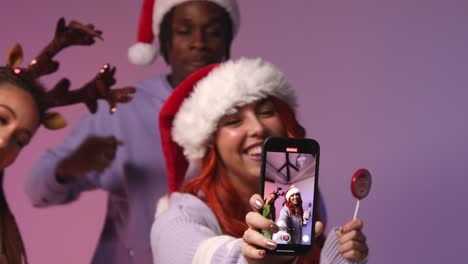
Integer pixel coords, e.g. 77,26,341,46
128,0,157,65
128,42,158,65
128,0,240,65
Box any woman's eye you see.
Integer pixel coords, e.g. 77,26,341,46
258,108,276,117
224,119,241,126
260,110,274,116
0,116,7,125
257,100,277,117
221,115,242,127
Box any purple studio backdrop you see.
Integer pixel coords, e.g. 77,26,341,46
1,0,467,263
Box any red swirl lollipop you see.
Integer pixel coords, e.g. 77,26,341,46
351,169,372,220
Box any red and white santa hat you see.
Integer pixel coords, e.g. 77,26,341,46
159,57,297,192
128,0,240,65
285,185,301,200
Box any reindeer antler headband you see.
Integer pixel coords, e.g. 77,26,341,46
2,17,135,130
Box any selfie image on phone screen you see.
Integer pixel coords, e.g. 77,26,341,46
261,146,317,247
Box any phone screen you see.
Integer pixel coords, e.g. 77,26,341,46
260,137,319,254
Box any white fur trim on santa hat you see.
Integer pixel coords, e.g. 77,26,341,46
286,186,300,200
128,42,158,65
172,57,297,161
153,0,240,38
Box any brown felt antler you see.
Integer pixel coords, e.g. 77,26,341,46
43,64,135,114
24,17,103,79
4,17,135,130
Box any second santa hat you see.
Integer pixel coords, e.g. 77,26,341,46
285,185,301,200
128,0,240,65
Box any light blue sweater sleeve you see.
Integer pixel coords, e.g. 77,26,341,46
151,193,368,264
151,193,246,264
25,102,114,207
320,228,368,264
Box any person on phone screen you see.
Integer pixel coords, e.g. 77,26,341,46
0,19,133,263
152,58,369,263
274,185,310,245
261,190,280,239
25,1,240,263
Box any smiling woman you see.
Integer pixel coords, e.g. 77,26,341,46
0,17,134,264
0,66,42,264
0,81,40,169
152,58,369,264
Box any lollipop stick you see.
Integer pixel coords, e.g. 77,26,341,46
353,200,360,220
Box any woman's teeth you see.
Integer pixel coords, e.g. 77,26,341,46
246,146,262,156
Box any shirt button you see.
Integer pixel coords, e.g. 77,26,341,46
129,249,135,257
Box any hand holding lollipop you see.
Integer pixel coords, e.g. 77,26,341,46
331,169,371,261
351,168,372,220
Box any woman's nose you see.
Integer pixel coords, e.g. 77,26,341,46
247,116,268,137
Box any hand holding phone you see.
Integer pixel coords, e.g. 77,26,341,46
259,137,320,256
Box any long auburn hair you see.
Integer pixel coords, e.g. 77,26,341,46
182,96,325,262
0,171,28,264
285,195,304,218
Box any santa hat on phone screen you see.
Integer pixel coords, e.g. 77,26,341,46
158,57,297,193
128,0,240,65
285,185,301,200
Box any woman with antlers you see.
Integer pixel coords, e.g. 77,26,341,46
0,18,134,264
28,0,240,263
261,190,280,239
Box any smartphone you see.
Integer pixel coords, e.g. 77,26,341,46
259,137,320,255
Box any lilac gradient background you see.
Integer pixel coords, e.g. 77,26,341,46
1,0,467,263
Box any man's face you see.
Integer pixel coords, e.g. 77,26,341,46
167,1,230,86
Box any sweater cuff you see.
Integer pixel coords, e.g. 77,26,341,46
320,228,368,264
45,172,75,192
45,167,93,196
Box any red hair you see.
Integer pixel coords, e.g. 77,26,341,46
182,96,325,260
184,148,249,237
285,196,305,218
